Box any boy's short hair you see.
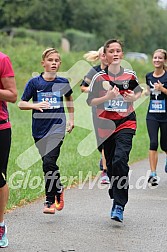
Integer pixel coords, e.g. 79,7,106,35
104,39,124,53
42,48,60,60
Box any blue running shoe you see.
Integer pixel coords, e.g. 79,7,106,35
165,161,167,173
0,225,8,248
111,205,124,222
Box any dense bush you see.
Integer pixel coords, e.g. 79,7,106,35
0,32,12,47
12,27,62,48
1,0,167,53
64,29,97,51
1,27,99,52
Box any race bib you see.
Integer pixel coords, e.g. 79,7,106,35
104,95,128,112
37,91,61,109
149,100,166,113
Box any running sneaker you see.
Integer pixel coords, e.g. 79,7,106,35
148,176,158,186
99,170,110,184
0,225,8,248
55,188,64,211
165,161,167,173
43,201,55,214
111,205,124,223
110,203,115,217
99,158,103,171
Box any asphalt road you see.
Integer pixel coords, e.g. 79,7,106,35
4,153,167,252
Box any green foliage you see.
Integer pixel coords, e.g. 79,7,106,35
0,32,11,47
1,0,167,53
130,99,150,164
2,44,44,90
124,59,153,84
64,29,97,51
12,27,62,48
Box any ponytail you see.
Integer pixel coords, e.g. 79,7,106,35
83,46,104,62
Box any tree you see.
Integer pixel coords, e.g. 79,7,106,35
1,0,167,53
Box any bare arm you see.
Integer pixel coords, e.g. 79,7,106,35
18,100,50,112
142,86,150,96
0,77,17,103
65,95,74,133
80,85,90,93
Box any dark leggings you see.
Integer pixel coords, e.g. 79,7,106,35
0,128,11,188
34,133,64,203
104,131,134,207
146,119,167,151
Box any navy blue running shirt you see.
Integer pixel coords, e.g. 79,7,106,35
146,71,167,122
21,74,73,138
80,65,104,87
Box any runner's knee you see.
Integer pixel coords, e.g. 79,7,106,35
150,142,158,150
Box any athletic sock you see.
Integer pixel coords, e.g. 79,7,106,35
0,221,5,227
150,171,156,177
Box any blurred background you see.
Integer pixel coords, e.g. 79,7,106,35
1,0,167,54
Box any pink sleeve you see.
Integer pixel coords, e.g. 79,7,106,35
0,56,15,78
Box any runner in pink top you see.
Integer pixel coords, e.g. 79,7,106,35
0,51,17,248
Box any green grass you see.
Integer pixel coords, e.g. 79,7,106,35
130,98,150,163
4,43,154,210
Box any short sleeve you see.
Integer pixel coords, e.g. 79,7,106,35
0,56,14,78
21,80,35,101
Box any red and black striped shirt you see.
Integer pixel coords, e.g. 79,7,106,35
87,67,142,138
